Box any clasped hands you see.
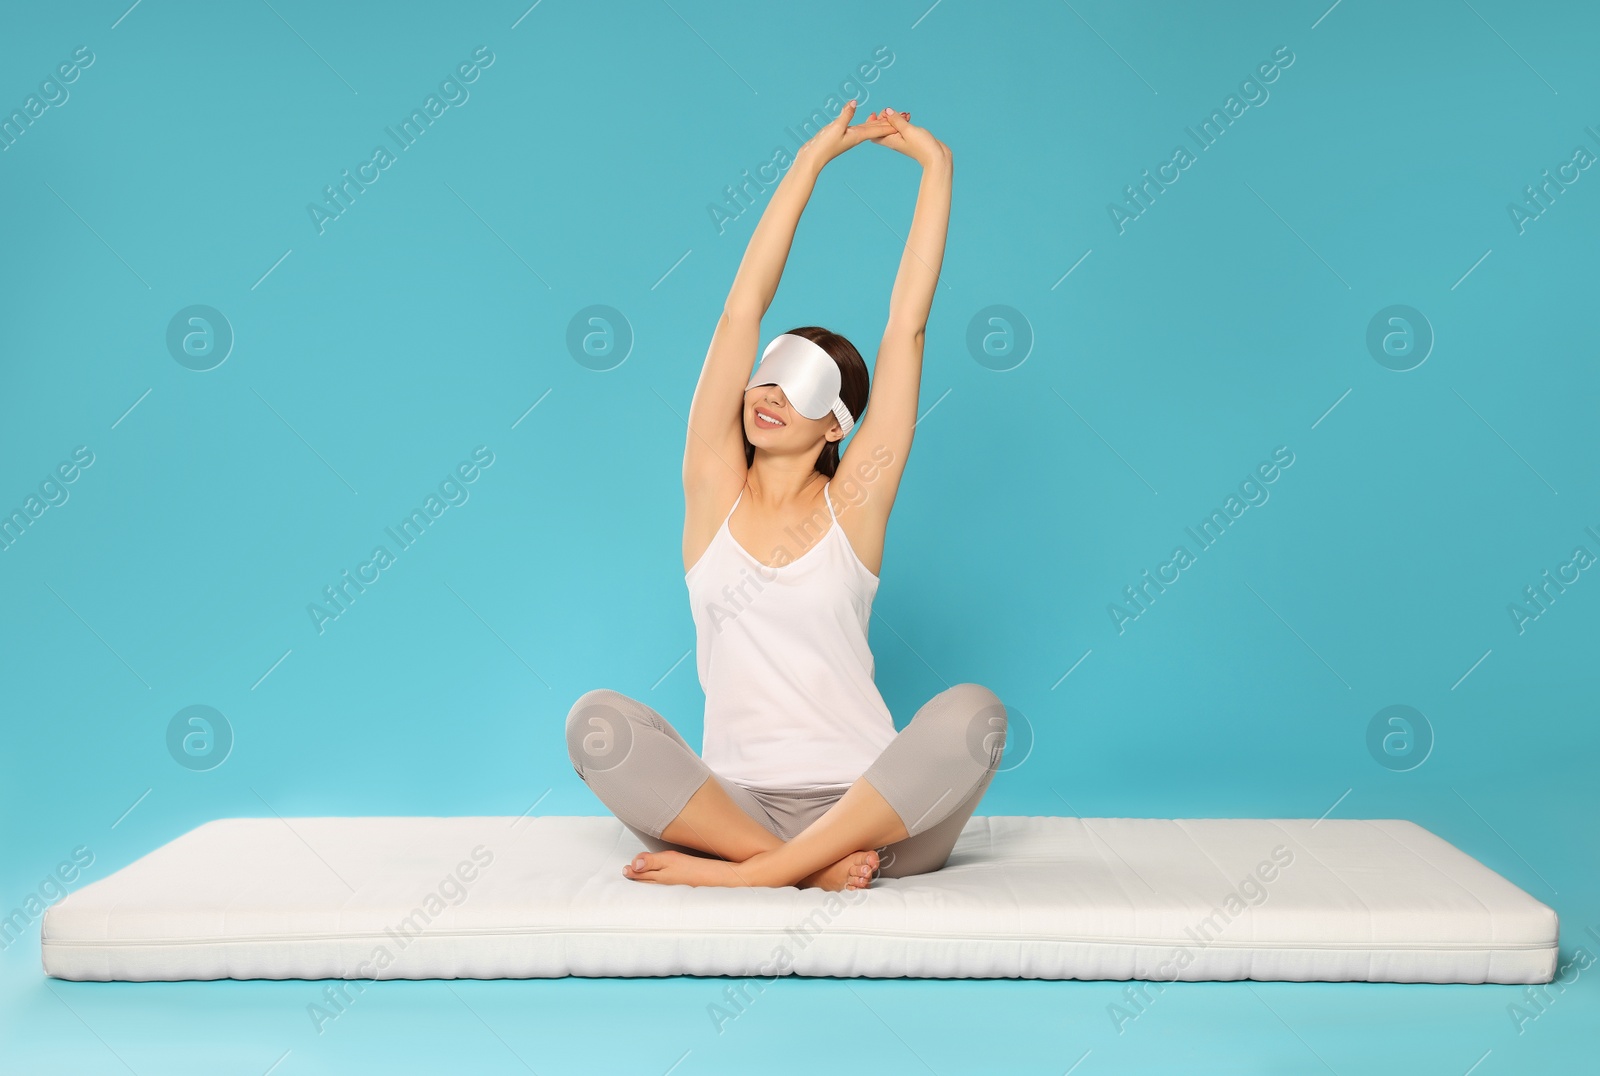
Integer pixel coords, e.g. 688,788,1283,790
801,100,950,170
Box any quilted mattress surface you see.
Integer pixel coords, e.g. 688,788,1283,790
41,815,1558,983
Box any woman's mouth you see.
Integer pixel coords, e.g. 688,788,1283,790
755,409,785,429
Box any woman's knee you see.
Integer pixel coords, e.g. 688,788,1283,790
921,682,1008,772
565,688,647,779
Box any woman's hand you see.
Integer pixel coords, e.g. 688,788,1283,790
866,107,950,169
795,99,904,169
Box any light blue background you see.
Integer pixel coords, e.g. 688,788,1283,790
3,0,1596,1072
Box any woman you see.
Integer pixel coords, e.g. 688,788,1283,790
565,103,1006,891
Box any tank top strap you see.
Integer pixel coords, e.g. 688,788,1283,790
723,487,745,527
823,480,838,524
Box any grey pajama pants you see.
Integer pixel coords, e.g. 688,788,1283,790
564,682,1008,880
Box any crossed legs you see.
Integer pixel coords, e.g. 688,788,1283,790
651,775,891,890
565,683,1006,890
564,691,886,890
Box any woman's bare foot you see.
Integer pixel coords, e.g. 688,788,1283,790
800,848,879,891
621,848,881,890
623,850,758,888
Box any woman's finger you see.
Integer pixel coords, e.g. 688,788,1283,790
846,114,896,142
846,127,889,150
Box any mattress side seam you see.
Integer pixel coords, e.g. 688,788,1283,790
38,930,1559,951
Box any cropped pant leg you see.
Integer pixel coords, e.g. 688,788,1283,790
564,688,778,855
859,682,1008,879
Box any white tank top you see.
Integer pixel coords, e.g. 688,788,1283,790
685,480,897,790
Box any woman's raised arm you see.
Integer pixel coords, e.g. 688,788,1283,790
682,101,888,505
837,111,953,538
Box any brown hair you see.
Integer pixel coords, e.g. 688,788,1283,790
741,326,870,478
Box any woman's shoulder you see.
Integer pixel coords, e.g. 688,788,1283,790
683,471,746,574
826,476,886,579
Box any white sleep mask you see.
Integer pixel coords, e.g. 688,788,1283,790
746,333,855,435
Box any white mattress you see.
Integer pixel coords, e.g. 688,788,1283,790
41,816,1557,983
